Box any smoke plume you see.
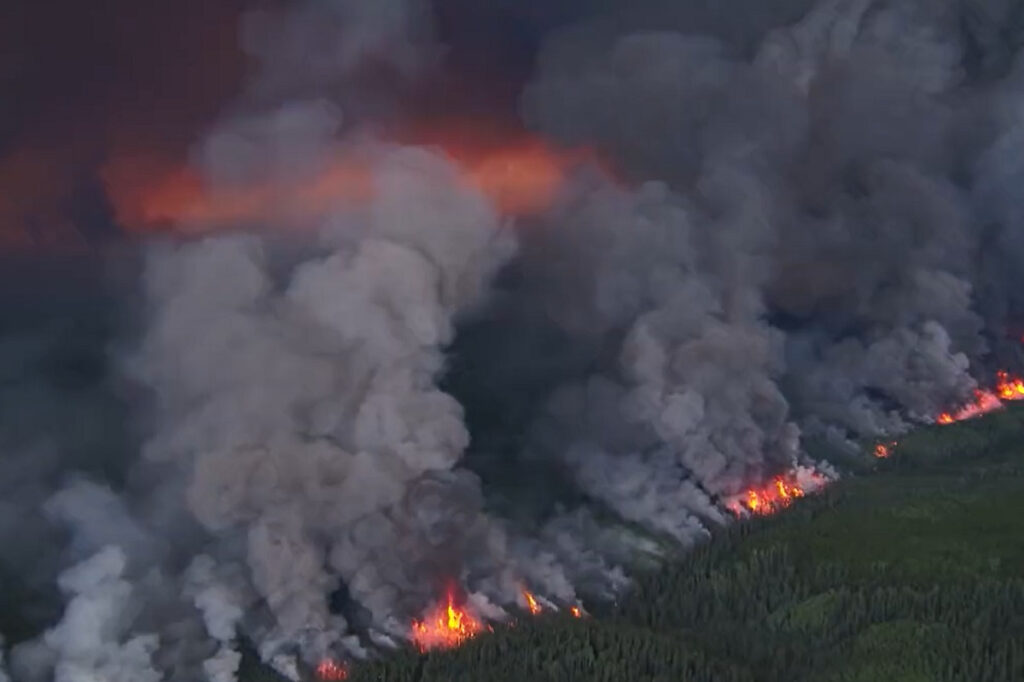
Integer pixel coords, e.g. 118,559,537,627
4,0,1024,679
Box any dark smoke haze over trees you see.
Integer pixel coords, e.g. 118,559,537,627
1,0,1024,679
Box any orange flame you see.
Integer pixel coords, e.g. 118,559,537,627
410,589,486,653
933,366,1024,425
933,370,1024,425
726,473,827,517
569,606,583,618
522,589,542,616
315,659,348,681
996,371,1024,401
873,441,896,459
935,388,1003,424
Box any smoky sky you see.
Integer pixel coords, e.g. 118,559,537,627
5,2,1024,681
0,0,592,253
7,0,1021,253
0,0,896,252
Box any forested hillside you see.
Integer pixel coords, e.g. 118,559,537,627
247,405,1024,682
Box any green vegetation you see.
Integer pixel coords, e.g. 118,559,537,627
258,405,1024,681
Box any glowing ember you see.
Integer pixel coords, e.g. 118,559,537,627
873,441,896,459
410,590,486,652
522,589,542,616
569,606,583,618
315,659,348,681
727,475,812,517
101,129,603,234
460,142,584,215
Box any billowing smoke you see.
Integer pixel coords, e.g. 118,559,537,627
14,546,161,682
128,137,520,660
520,0,987,440
5,0,1024,679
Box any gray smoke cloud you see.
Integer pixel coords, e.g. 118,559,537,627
6,0,1024,679
500,176,793,532
517,0,1014,454
183,555,249,682
11,0,523,676
125,136,518,668
237,0,440,120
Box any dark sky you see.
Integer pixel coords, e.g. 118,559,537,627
0,0,594,253
0,0,251,249
1,0,249,150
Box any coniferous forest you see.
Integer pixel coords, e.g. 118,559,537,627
245,404,1024,682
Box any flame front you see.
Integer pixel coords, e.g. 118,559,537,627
935,388,1004,424
410,590,486,653
728,476,805,516
934,371,1024,425
726,472,829,517
315,659,348,681
522,589,542,616
996,371,1024,400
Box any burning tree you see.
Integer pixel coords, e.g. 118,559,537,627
410,589,488,653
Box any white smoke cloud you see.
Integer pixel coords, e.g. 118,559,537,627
182,555,253,682
12,547,161,682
